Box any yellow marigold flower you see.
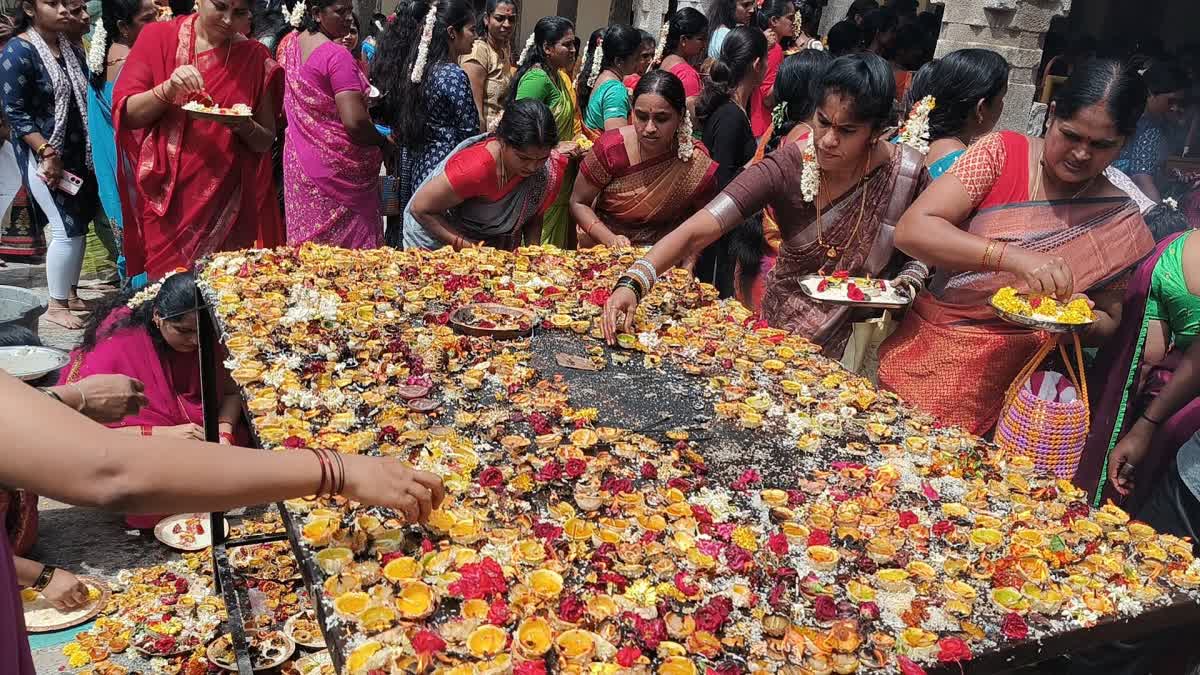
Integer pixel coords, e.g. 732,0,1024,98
656,581,687,602
623,578,658,607
732,526,759,552
510,473,534,494
67,650,91,668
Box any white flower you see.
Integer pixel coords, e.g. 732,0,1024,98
410,2,438,84
288,0,306,28
651,20,668,67
87,20,106,74
676,109,695,162
800,143,820,203
586,38,604,88
898,95,936,155
516,32,536,67
1164,196,1179,211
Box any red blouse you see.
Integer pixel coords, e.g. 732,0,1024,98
445,140,564,215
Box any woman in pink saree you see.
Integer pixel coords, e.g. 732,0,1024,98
58,271,242,528
282,0,389,247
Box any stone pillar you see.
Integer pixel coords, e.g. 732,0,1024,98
632,0,670,31
820,0,857,35
931,0,1072,133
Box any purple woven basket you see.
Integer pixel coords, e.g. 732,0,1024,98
995,383,1088,479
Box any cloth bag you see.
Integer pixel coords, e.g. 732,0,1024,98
841,310,897,383
994,335,1089,479
379,174,401,217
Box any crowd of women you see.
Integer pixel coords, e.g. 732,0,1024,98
4,0,1200,670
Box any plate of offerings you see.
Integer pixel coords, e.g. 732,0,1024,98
990,287,1095,333
21,576,109,633
0,345,69,381
448,302,536,339
799,271,912,309
154,513,230,551
284,611,326,649
207,630,295,671
182,91,252,123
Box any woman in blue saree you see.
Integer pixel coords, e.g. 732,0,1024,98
86,0,156,286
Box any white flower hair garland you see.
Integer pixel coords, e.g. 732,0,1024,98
800,142,819,202
1165,196,1179,211
410,1,438,84
585,37,604,88
651,20,668,66
86,20,106,74
898,95,936,155
516,31,536,67
676,109,694,162
127,269,183,310
288,0,307,28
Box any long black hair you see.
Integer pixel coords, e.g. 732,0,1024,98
815,52,895,130
754,0,797,34
476,0,515,41
495,99,559,150
504,15,574,109
705,0,747,41
697,26,767,125
903,49,1008,141
633,68,687,117
657,6,707,65
90,0,144,90
1051,58,1147,137
80,272,199,355
576,23,640,114
771,49,832,142
373,0,476,147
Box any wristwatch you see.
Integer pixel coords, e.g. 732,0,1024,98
31,564,56,592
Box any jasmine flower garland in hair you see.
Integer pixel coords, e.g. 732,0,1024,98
86,19,106,74
897,95,936,155
586,37,604,88
516,31,536,67
771,101,789,131
288,0,306,28
800,143,819,202
410,2,438,84
676,110,694,162
651,21,668,66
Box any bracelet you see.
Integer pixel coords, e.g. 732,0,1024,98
151,83,171,104
1141,412,1164,426
632,259,658,286
34,142,51,159
627,267,652,295
41,388,63,404
31,565,56,592
981,240,997,270
305,448,329,501
219,431,236,444
995,242,1010,271
70,383,86,412
615,276,643,301
330,450,346,496
141,425,153,436
580,220,601,236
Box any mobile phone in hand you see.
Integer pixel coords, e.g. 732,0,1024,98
56,170,83,195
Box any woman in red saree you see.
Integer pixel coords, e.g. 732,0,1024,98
878,60,1156,435
570,70,718,249
58,271,243,528
113,0,283,281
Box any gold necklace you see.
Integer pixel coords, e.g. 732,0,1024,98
814,152,871,261
1032,146,1094,201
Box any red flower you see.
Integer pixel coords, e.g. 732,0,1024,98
816,279,830,292
421,538,434,553
768,532,789,556
786,489,806,506
174,577,189,594
725,546,754,571
707,664,744,675
921,480,940,502
585,288,611,307
564,458,588,479
487,598,511,625
691,505,714,524
603,477,633,494
832,269,850,279
558,594,585,623
668,477,694,492
731,469,761,491
634,615,667,649
813,595,838,623
807,530,831,547
898,656,928,675
514,661,547,675
1001,612,1028,641
932,520,955,537
536,460,563,482
1030,296,1043,309
448,557,507,600
898,511,919,528
616,646,642,668
283,435,303,448
674,572,700,597
411,630,446,654
531,521,563,542
694,597,734,632
477,466,504,489
640,462,658,480
859,601,880,620
937,637,973,663
846,284,867,301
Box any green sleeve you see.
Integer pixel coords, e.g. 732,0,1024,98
600,82,630,122
516,68,553,102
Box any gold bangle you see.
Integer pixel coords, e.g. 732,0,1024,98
981,240,997,270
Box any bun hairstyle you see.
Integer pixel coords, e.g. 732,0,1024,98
495,99,560,150
504,15,574,108
697,25,768,125
373,0,477,148
575,23,640,113
656,7,708,66
815,52,896,131
1051,58,1147,137
89,0,144,90
771,49,832,142
903,48,1009,141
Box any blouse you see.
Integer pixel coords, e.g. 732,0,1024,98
584,78,630,131
749,43,782,138
445,140,562,215
1113,116,1168,179
667,62,702,99
461,39,512,130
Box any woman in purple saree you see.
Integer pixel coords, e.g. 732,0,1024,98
282,0,390,248
58,271,243,528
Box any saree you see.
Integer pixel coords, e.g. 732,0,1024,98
580,127,718,245
282,39,382,248
114,15,284,280
0,528,35,675
515,66,581,248
402,134,561,251
59,308,205,528
1076,231,1200,509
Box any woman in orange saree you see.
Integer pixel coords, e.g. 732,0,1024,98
113,0,283,281
570,70,717,249
878,60,1156,435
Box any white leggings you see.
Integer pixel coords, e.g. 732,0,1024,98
26,153,85,301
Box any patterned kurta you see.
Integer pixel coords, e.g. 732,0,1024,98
0,37,97,238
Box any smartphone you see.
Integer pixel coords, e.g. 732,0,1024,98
56,170,83,195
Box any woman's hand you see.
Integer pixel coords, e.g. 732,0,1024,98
554,141,582,159
72,375,148,423
603,286,639,345
342,454,445,524
164,65,205,99
1006,248,1075,300
41,568,89,611
38,153,63,186
162,423,206,440
608,234,632,248
1108,420,1155,497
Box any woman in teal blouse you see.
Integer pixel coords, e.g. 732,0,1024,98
576,24,643,139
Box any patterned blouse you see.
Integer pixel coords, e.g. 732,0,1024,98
1112,116,1168,179
0,37,97,238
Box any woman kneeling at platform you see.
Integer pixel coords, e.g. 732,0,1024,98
58,270,243,528
404,99,567,251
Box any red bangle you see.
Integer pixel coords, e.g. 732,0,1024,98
141,425,153,436
305,448,329,501
219,431,235,444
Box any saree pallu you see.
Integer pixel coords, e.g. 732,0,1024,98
758,144,923,350
878,197,1155,436
581,129,718,245
1075,231,1200,509
0,143,39,257
0,489,37,557
402,134,559,251
282,39,382,248
114,15,284,280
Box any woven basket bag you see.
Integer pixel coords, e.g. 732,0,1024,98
994,334,1089,479
380,175,401,217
